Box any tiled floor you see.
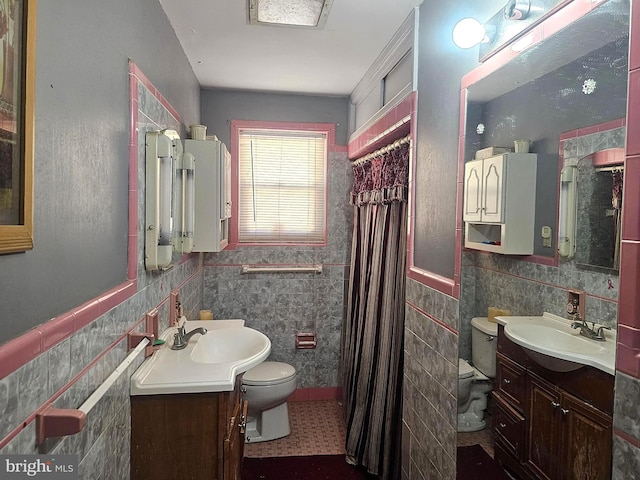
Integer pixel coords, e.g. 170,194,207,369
244,399,495,462
244,399,347,458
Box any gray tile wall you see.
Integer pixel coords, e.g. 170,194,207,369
402,277,459,480
202,150,353,388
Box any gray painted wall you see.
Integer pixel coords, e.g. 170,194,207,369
412,0,505,280
0,0,200,346
200,89,350,147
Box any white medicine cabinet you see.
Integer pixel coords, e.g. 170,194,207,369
463,153,537,255
184,137,231,252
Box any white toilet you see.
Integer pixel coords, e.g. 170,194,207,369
458,316,498,432
242,361,297,443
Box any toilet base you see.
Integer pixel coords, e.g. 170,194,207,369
457,411,487,432
244,402,291,443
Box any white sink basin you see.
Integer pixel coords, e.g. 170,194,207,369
191,327,270,364
131,319,271,395
497,313,615,375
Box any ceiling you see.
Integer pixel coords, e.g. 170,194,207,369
158,0,423,97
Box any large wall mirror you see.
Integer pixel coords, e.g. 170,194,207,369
460,0,629,264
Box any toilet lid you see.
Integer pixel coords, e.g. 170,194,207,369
243,361,296,385
458,359,475,379
471,316,498,336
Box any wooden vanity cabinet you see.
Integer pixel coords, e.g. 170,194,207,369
493,326,613,480
130,375,247,480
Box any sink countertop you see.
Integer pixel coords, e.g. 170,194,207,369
495,313,616,375
130,318,271,395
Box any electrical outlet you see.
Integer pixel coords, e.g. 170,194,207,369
541,225,552,248
567,290,585,319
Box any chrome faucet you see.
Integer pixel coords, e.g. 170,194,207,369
570,314,610,341
171,325,207,350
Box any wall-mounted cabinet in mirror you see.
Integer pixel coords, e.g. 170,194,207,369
460,0,629,263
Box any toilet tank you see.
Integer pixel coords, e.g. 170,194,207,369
471,317,498,377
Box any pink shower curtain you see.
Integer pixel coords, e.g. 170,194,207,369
342,141,409,479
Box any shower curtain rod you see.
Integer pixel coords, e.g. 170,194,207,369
352,134,411,166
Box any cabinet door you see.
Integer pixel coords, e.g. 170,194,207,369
496,352,526,412
481,155,505,223
463,159,483,222
493,393,526,462
526,373,561,480
560,392,612,480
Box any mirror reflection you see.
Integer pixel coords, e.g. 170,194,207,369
463,1,629,259
457,1,629,470
574,148,624,272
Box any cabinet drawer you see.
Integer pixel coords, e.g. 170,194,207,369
493,393,526,462
496,352,526,410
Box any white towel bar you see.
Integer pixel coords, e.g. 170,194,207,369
36,334,151,444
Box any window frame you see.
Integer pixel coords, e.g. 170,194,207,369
229,120,335,248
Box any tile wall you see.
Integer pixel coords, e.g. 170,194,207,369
402,278,459,480
202,150,353,389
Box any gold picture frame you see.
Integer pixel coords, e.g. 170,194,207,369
0,0,35,254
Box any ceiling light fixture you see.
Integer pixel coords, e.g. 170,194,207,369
452,18,496,49
248,0,333,29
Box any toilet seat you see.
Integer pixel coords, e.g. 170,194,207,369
458,359,489,381
243,361,296,386
459,359,475,379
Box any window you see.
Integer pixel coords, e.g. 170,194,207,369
237,127,327,244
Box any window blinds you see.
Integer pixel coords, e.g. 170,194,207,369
238,129,327,243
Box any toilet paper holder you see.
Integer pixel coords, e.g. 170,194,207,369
295,332,317,349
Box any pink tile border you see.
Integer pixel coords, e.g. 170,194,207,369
289,387,342,402
0,315,149,451
617,240,640,330
406,301,458,335
615,427,640,449
623,155,640,240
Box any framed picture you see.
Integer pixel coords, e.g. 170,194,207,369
0,0,35,254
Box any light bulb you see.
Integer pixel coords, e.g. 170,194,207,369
453,18,486,49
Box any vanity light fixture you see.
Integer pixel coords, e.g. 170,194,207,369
453,18,496,49
248,0,333,29
145,130,180,271
558,161,578,258
173,151,196,254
